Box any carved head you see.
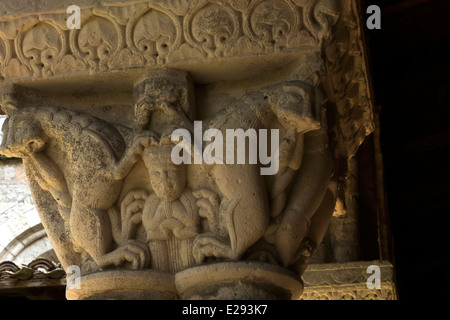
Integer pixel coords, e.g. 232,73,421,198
267,81,321,133
143,143,186,202
133,69,195,130
0,111,48,158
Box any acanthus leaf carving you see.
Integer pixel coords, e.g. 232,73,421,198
21,21,65,78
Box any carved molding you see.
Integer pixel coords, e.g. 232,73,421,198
301,282,397,300
0,0,339,82
301,261,397,300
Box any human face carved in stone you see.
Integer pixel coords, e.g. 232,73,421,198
143,146,187,202
134,77,186,133
22,23,61,77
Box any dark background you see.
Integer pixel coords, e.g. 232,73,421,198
361,0,450,300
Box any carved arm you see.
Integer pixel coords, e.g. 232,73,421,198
275,129,333,267
108,131,157,180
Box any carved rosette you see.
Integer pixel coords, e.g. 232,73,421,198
0,0,375,300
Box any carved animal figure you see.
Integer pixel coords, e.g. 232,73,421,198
0,106,150,270
195,80,334,273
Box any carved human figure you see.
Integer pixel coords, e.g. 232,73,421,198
141,142,200,273
133,69,196,136
266,82,319,219
263,81,335,271
195,79,333,275
0,104,152,271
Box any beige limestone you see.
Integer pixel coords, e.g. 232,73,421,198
0,0,374,300
301,261,397,300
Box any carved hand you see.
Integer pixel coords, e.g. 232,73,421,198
112,131,158,180
120,190,149,242
129,131,158,159
193,189,220,231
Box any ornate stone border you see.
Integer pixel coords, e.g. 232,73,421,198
301,261,397,300
0,0,334,82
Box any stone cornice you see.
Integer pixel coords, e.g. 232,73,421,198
0,0,337,82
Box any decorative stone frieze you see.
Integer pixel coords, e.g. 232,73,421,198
0,0,375,300
0,0,336,79
301,261,397,300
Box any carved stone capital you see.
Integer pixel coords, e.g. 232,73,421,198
0,0,374,300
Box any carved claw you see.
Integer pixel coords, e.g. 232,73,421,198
193,189,220,222
120,189,149,240
98,240,150,270
193,233,236,263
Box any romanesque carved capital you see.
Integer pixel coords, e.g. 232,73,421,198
0,0,374,300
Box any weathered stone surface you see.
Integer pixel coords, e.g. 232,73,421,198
301,261,397,300
0,0,375,300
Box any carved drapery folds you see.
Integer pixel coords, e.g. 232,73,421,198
0,0,374,300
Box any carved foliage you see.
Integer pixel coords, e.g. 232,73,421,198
20,22,63,78
0,0,342,81
186,2,239,58
248,0,297,52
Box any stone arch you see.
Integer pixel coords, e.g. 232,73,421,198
0,223,57,264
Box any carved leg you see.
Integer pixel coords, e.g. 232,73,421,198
209,164,270,261
275,144,333,267
70,202,150,270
